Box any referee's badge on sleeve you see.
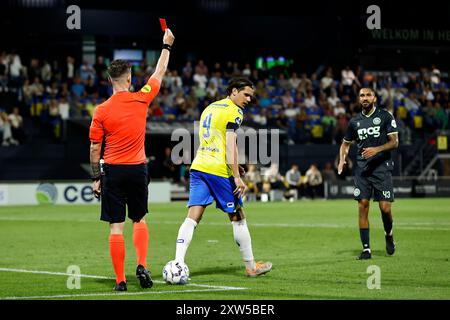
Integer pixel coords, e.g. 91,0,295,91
140,85,152,93
235,117,242,125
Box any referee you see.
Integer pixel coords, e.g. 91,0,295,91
89,29,175,291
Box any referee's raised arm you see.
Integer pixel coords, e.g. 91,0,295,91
150,28,175,83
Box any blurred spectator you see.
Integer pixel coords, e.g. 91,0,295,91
9,54,24,88
320,68,334,94
206,82,218,98
284,164,304,201
193,68,208,90
168,70,183,94
404,92,421,114
0,52,7,91
297,73,312,95
305,163,323,199
281,90,294,107
341,65,360,95
244,164,262,201
209,71,224,93
334,113,349,144
80,60,95,82
232,62,241,77
242,63,252,77
71,76,85,98
195,60,208,77
321,106,337,143
21,79,33,106
93,56,107,81
277,73,291,91
28,58,40,81
253,109,267,126
8,107,25,144
0,112,18,146
321,162,337,182
430,65,441,86
396,67,409,85
41,60,52,85
30,77,44,98
148,100,164,118
263,163,284,191
58,97,70,120
63,56,75,85
289,72,301,90
182,61,193,85
304,90,316,108
327,89,340,107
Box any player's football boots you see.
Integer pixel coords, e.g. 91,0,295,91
385,234,396,255
358,249,372,260
246,261,273,277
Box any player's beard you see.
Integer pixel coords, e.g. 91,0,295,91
361,102,375,114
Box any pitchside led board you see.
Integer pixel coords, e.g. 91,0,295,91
0,182,171,206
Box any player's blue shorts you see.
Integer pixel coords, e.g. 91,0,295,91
187,169,244,213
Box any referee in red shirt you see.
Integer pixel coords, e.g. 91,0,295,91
89,29,175,291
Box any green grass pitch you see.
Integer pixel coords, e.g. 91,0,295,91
0,199,449,300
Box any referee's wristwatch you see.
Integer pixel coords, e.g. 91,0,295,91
91,176,101,182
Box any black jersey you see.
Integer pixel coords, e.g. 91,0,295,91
344,107,398,171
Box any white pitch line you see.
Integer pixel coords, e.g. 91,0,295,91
0,268,111,280
1,217,449,230
0,267,248,299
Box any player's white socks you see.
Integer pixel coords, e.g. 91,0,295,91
175,218,198,263
232,219,256,270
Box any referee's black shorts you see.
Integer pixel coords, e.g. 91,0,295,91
100,163,149,223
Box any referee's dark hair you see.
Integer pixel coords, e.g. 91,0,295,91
226,77,254,95
107,59,132,79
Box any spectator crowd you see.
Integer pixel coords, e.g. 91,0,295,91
0,50,449,147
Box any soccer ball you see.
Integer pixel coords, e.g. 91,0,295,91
162,260,190,284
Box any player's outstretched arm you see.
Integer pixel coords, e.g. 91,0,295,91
338,140,351,175
150,28,175,83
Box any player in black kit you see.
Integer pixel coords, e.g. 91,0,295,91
338,87,398,260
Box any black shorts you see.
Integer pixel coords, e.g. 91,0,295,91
100,163,149,223
354,162,394,202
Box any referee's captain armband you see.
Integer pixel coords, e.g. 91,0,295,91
134,77,161,104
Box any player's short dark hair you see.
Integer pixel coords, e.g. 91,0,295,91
107,59,131,79
226,77,254,95
359,87,375,95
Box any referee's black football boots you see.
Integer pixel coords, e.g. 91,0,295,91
136,265,153,289
385,234,396,255
113,281,127,291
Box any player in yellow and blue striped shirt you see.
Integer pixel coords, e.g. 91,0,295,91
171,77,272,279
